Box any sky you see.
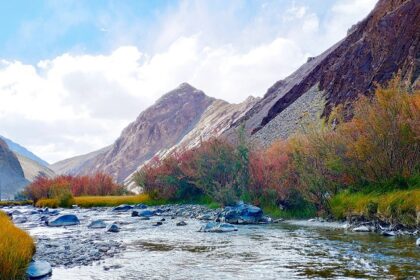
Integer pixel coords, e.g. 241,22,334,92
0,0,377,163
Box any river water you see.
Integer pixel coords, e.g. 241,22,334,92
12,206,420,279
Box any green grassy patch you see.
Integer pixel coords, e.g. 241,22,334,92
331,189,420,227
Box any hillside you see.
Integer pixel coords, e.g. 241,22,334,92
227,0,420,146
0,135,49,166
0,139,29,199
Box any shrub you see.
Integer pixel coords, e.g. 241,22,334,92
24,173,124,202
0,211,35,280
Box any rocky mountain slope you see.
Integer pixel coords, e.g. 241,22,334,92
0,135,49,166
51,146,111,175
227,0,420,146
16,153,55,182
0,139,29,199
54,83,258,185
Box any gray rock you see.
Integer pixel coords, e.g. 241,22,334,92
137,209,155,217
153,221,163,226
112,204,133,212
416,238,420,247
176,221,187,226
88,220,107,229
26,260,52,279
13,216,28,224
107,223,120,233
220,202,264,224
199,222,238,233
352,226,371,232
382,231,396,237
47,214,80,227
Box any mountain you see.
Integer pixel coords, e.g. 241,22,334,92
227,0,420,146
0,135,49,166
0,139,29,200
53,83,258,186
15,154,55,182
51,146,112,175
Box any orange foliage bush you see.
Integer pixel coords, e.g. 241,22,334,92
24,173,124,202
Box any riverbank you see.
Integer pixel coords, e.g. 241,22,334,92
331,189,420,229
0,211,35,280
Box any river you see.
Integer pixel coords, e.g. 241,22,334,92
10,206,420,279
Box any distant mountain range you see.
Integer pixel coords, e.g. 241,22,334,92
2,0,417,196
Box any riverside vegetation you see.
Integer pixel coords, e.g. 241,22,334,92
134,78,420,227
0,211,35,280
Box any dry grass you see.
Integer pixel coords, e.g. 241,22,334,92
0,200,33,207
331,190,420,227
0,211,35,280
36,194,152,208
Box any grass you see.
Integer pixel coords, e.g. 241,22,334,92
330,189,420,227
0,200,33,207
36,194,154,208
0,211,35,280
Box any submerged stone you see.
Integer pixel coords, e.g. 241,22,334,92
112,204,133,212
199,222,238,233
88,220,107,229
47,214,80,227
27,260,52,279
107,223,120,232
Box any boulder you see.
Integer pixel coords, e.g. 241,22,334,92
112,204,133,212
88,220,107,229
137,209,155,217
134,203,147,209
153,221,163,226
176,221,187,226
352,226,371,232
107,223,120,233
220,202,265,224
27,260,52,279
46,214,80,227
13,216,28,224
131,211,139,217
199,222,238,233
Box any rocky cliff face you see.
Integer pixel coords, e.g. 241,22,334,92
54,84,257,185
71,83,215,182
0,139,29,199
228,0,420,144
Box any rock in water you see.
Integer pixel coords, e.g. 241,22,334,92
27,260,52,279
352,226,371,232
134,203,147,209
176,221,187,226
47,214,80,227
107,223,120,233
88,220,107,229
382,231,396,237
131,211,139,217
416,238,420,247
137,209,155,217
199,222,238,233
112,204,133,212
221,202,265,224
153,221,163,226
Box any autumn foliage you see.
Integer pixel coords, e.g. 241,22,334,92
136,77,420,215
24,173,124,203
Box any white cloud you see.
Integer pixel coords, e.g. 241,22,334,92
0,0,378,163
